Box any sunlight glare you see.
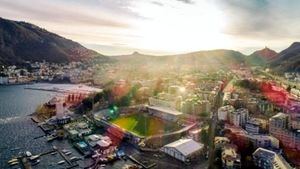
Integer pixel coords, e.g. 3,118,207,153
131,1,231,54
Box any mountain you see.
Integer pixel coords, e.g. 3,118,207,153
270,42,300,72
0,17,104,65
114,49,246,70
246,47,277,66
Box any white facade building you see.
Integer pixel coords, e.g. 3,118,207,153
229,108,249,127
147,106,183,122
218,105,235,121
161,139,204,162
248,134,279,149
253,148,292,169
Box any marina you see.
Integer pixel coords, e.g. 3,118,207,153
0,84,149,169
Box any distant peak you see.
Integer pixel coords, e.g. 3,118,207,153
252,47,277,60
132,51,141,55
261,46,273,51
290,42,300,47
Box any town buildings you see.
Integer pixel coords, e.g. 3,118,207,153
229,108,249,127
214,137,230,150
245,117,268,134
0,61,111,85
221,144,241,169
247,134,279,149
252,148,293,169
218,105,235,121
269,113,300,150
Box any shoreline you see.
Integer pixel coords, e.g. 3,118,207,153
0,82,35,86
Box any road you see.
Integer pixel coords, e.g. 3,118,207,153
208,86,224,169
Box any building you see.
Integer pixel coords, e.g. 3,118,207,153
149,97,176,109
189,128,202,142
269,113,300,150
181,99,211,115
192,100,211,115
85,134,103,147
68,130,79,140
229,108,249,127
74,141,91,156
259,99,274,114
246,118,262,134
252,148,293,169
214,137,230,149
147,106,183,122
246,121,260,134
248,134,279,149
161,138,204,162
64,122,93,140
0,76,8,84
221,144,241,169
290,116,300,130
246,97,258,113
218,105,235,121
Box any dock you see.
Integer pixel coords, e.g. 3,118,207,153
8,147,79,169
38,149,56,156
128,155,156,169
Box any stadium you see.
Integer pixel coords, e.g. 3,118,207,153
93,105,196,148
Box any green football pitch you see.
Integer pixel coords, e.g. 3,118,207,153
110,113,180,137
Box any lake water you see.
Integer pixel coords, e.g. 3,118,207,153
0,83,84,169
0,83,138,169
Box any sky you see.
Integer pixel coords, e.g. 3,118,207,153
1,0,300,55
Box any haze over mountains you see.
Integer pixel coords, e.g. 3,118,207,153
0,17,104,65
270,42,300,72
245,47,278,66
114,50,245,71
0,17,299,72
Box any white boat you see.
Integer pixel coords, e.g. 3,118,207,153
8,158,18,164
47,135,57,142
65,151,72,156
62,149,68,153
31,160,40,166
29,155,40,161
9,161,19,166
70,156,78,161
57,160,65,165
25,151,32,157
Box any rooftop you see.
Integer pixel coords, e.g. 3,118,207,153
271,112,289,120
163,138,204,156
147,106,183,116
253,148,293,169
222,144,238,158
218,105,235,113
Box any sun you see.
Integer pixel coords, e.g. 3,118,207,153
130,1,231,54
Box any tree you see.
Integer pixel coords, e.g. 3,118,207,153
153,78,163,96
82,97,93,111
103,89,112,100
199,112,209,118
94,92,103,102
117,95,131,107
287,85,292,93
200,129,209,146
